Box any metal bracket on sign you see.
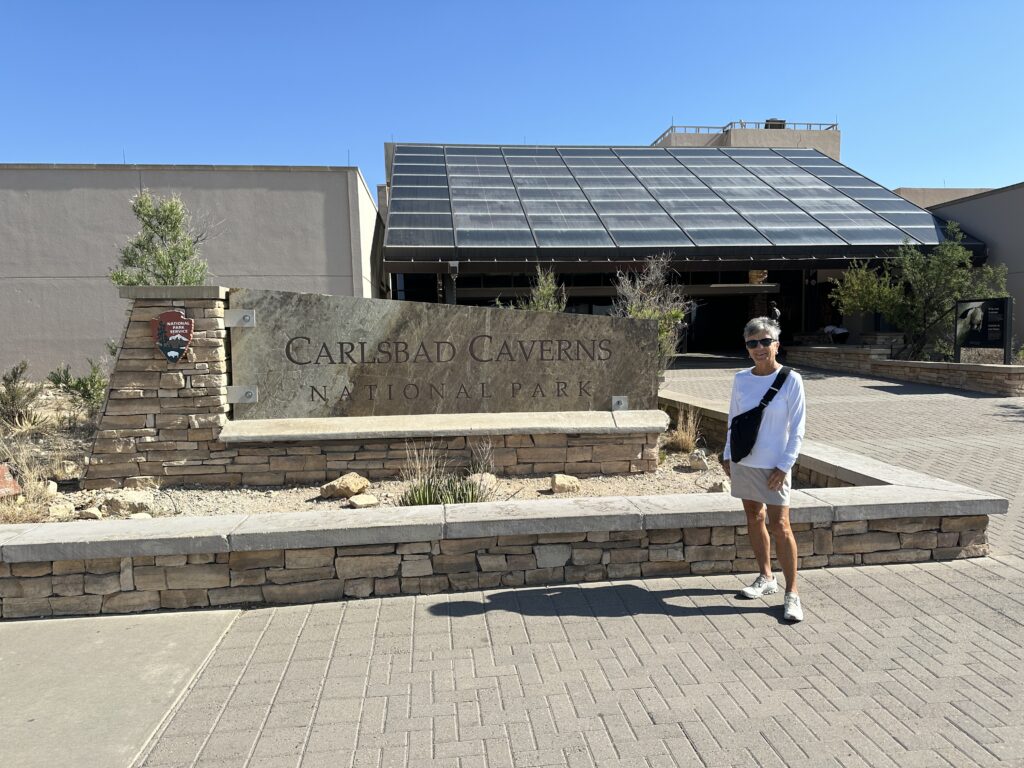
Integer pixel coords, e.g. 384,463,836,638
611,396,629,411
227,386,259,404
224,309,256,328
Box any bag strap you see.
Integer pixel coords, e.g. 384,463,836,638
757,367,790,409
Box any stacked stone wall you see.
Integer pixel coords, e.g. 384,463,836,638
0,515,990,619
84,292,230,490
784,347,1024,396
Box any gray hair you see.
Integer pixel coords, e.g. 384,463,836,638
743,316,781,340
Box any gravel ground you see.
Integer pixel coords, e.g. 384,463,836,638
59,449,728,520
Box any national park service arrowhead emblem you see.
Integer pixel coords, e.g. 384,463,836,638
151,310,194,363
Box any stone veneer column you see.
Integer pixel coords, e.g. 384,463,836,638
82,287,233,490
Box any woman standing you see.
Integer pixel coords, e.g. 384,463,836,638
722,316,807,622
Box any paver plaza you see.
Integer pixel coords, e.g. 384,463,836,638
124,363,1024,768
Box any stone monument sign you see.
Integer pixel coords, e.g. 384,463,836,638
230,289,659,419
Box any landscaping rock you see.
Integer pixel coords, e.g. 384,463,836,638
468,472,498,494
45,480,59,498
709,479,730,493
47,500,76,520
349,493,379,509
689,450,709,471
103,490,155,516
0,463,23,499
77,507,104,520
128,512,153,520
320,472,370,499
551,474,581,494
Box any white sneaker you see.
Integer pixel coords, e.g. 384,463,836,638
783,592,804,622
739,574,779,599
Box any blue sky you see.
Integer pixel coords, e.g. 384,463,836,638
3,1,1022,198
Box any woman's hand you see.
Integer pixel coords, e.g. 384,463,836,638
722,459,730,478
767,468,786,492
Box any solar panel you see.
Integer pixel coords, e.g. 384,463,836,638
384,144,977,260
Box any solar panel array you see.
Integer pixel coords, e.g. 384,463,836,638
384,145,950,257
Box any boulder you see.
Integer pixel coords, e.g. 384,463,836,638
44,480,59,498
709,479,731,494
0,463,22,499
47,500,76,520
468,472,498,494
349,494,379,509
320,472,370,499
102,490,155,516
551,474,582,494
128,512,153,520
77,507,104,520
689,450,709,471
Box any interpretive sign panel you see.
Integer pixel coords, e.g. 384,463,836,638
229,289,660,418
955,297,1013,364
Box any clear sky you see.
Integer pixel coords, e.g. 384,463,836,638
3,0,1022,198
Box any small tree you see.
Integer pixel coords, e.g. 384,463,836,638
613,253,692,373
111,190,211,286
513,266,567,312
829,222,1007,360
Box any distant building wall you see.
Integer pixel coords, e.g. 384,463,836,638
894,187,991,208
932,183,1024,345
0,165,379,373
653,126,841,160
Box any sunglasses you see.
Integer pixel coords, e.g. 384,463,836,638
745,337,777,349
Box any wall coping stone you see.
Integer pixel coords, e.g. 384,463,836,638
1,515,248,562
0,486,1004,562
641,490,833,529
228,506,444,551
220,410,669,443
444,496,642,538
118,286,230,300
788,346,1024,373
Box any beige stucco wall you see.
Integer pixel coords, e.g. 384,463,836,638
654,128,841,160
0,165,379,373
933,184,1024,344
894,187,991,208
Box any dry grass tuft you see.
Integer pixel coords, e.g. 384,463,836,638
664,408,701,454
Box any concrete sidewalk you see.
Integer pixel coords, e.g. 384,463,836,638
0,610,236,768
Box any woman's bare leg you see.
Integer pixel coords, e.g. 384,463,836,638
743,499,772,579
767,504,798,593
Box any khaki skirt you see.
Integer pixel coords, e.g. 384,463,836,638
730,462,791,506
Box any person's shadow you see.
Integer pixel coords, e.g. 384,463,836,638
430,583,788,623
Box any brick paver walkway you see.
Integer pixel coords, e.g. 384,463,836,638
136,363,1024,768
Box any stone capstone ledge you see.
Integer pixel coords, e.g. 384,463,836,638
118,286,230,300
0,486,1005,564
219,410,670,443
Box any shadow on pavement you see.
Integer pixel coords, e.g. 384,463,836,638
996,402,1024,421
431,583,787,622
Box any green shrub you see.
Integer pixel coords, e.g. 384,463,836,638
47,360,108,420
0,361,47,431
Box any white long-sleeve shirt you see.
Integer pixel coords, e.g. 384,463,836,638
723,367,806,472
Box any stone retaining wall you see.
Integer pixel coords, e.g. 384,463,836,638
84,288,660,489
0,515,990,619
783,346,1024,396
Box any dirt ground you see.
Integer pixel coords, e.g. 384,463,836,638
54,447,728,520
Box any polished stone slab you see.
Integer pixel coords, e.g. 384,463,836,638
229,289,659,419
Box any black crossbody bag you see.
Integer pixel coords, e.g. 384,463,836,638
728,367,790,463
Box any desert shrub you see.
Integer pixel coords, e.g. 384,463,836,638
398,442,496,506
0,361,48,433
664,407,701,454
0,431,64,524
613,254,692,373
47,360,108,420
